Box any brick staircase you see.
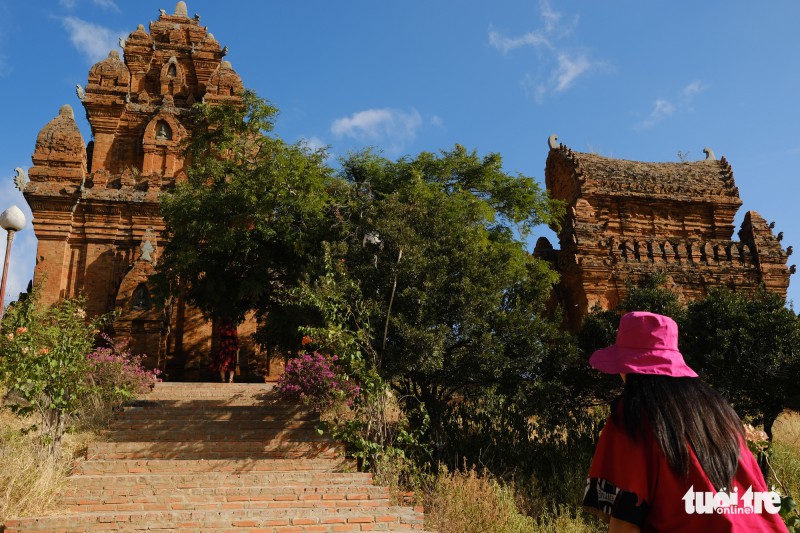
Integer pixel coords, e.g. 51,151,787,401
4,383,428,532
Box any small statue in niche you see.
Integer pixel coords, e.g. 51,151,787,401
156,121,172,140
168,63,177,77
130,283,152,311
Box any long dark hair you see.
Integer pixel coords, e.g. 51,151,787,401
613,374,744,490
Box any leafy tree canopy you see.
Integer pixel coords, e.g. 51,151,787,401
322,147,567,459
683,287,800,438
155,91,337,324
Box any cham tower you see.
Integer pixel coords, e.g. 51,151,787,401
18,3,276,380
538,135,793,330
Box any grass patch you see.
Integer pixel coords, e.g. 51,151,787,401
423,468,604,533
770,411,800,499
0,396,107,522
424,467,535,533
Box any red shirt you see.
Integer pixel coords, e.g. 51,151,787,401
583,413,787,532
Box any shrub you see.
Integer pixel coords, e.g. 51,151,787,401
276,351,360,410
85,334,161,411
0,288,104,456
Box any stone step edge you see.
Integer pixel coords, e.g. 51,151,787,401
4,505,426,525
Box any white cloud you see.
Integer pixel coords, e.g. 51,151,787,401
539,0,561,31
91,0,120,11
521,74,547,104
637,80,709,129
331,108,422,152
488,27,549,54
489,0,598,102
683,80,708,97
553,53,590,92
430,115,444,129
60,0,120,10
639,99,676,129
62,17,124,63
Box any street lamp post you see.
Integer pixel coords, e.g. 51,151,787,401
0,205,26,322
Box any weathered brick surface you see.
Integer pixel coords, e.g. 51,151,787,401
20,2,288,381
540,139,793,329
3,383,428,532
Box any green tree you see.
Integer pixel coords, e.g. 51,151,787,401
325,146,566,462
155,91,336,330
683,288,800,440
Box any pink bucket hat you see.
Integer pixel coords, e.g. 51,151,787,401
589,311,697,377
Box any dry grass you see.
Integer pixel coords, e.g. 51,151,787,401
424,467,535,533
773,411,800,452
423,468,604,533
0,405,103,522
770,410,800,499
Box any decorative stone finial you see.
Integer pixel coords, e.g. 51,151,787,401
222,61,232,69
119,36,126,48
175,1,188,17
13,168,28,193
207,33,215,40
548,134,559,150
59,104,75,119
138,24,145,30
108,50,120,60
703,147,716,160
75,84,85,100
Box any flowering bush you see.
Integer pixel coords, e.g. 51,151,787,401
86,334,161,408
276,351,360,410
0,289,103,456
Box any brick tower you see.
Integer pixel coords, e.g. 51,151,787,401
539,135,793,329
18,3,271,379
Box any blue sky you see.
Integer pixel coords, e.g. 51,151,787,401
1,0,799,307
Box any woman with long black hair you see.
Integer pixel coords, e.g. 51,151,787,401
583,311,787,532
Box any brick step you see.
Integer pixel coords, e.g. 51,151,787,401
145,382,276,393
64,472,374,491
119,406,318,421
63,487,392,512
62,483,389,503
124,399,297,409
140,383,277,396
102,421,322,442
4,507,426,532
87,440,342,460
74,457,352,475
